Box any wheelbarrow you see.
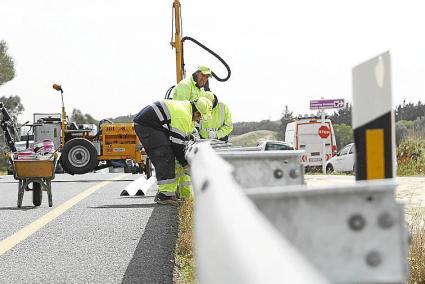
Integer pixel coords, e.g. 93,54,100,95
9,152,61,208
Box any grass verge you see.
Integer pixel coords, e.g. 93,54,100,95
408,207,425,283
174,198,196,283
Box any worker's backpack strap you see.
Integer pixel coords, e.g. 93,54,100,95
151,101,171,131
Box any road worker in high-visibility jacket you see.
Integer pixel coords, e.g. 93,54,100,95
172,66,212,101
133,97,212,205
172,66,214,198
199,94,233,142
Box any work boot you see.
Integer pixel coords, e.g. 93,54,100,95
154,192,178,205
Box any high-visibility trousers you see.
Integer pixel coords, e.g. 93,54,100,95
175,162,192,198
134,124,177,195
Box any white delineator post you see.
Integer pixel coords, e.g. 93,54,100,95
352,51,395,180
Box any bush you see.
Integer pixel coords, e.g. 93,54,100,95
397,138,425,176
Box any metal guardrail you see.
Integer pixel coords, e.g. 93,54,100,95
218,150,304,188
186,142,409,283
186,142,329,284
247,181,409,283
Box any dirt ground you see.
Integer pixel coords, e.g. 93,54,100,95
305,175,425,215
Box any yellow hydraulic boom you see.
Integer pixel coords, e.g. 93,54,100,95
167,0,231,101
171,0,184,83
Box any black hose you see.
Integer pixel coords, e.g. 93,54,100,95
96,119,113,138
164,85,175,99
182,36,231,82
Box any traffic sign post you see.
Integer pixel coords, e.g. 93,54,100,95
310,98,345,174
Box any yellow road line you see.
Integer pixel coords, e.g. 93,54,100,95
366,129,385,179
0,174,128,256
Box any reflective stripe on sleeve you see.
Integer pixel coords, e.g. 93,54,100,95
150,103,164,121
159,101,171,120
171,127,187,138
170,136,186,145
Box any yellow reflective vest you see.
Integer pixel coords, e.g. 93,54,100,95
163,100,195,140
172,75,210,102
199,102,233,139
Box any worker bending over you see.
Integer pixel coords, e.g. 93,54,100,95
172,65,214,196
133,97,212,205
173,66,212,101
199,94,233,142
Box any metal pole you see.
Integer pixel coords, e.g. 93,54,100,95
321,108,326,174
60,90,66,148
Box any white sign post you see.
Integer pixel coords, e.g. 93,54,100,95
310,98,345,174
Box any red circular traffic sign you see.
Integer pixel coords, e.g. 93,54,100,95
318,125,330,139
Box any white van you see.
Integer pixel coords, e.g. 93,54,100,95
284,118,337,167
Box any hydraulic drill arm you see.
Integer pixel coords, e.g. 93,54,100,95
171,0,184,83
0,102,17,152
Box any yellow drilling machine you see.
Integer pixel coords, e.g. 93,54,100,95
46,84,151,176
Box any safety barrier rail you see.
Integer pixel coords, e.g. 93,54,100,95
186,142,409,283
186,142,329,284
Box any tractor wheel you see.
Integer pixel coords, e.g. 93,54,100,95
60,138,98,175
32,182,42,206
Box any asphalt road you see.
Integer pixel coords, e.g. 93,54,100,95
0,173,178,283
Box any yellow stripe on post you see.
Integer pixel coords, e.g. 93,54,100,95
366,129,385,179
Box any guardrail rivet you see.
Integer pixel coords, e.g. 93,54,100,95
289,169,298,179
274,169,283,179
366,251,382,267
348,214,366,231
378,212,394,229
201,180,209,191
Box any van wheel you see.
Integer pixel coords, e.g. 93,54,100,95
326,164,334,174
60,139,98,175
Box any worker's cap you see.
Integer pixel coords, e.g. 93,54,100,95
194,97,212,120
197,66,212,76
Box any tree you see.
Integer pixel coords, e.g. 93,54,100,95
329,103,352,126
395,121,408,146
0,95,24,122
70,108,98,124
333,123,353,150
279,105,294,140
0,40,15,86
